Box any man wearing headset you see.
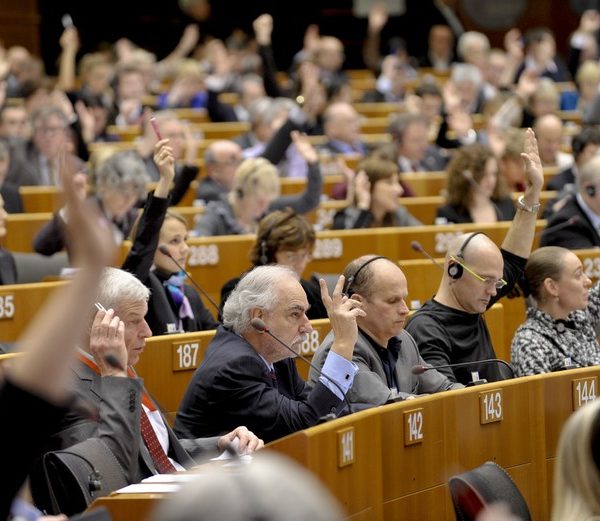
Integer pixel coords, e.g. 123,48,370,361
309,255,464,407
540,154,600,249
406,129,544,385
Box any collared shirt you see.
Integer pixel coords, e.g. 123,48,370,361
77,349,185,471
576,192,600,234
360,329,401,392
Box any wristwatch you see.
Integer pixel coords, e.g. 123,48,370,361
516,195,541,213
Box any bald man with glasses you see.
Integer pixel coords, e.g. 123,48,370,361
406,129,544,384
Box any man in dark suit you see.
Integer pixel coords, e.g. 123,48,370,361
541,155,600,249
47,266,263,482
174,265,364,443
546,126,600,192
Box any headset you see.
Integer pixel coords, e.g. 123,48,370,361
343,256,388,296
447,232,484,280
235,162,263,199
259,210,297,265
585,184,597,198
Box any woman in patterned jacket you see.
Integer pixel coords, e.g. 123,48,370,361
511,246,600,376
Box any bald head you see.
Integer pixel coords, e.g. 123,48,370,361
204,140,242,189
437,233,504,314
534,114,563,166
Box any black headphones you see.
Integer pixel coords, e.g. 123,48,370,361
343,256,388,296
447,232,484,280
585,184,597,198
259,210,297,265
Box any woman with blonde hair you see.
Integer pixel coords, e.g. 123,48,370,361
194,132,322,235
551,398,600,521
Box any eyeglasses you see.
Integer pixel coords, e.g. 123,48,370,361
449,256,507,290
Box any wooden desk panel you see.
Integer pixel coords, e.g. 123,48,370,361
0,281,68,342
3,212,52,252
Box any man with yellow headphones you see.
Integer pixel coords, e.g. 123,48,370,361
406,128,544,384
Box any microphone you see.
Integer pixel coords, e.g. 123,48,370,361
250,318,353,417
411,358,515,381
410,240,444,270
535,215,579,237
158,244,220,315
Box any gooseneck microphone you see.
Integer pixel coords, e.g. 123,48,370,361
250,318,353,416
158,244,220,314
535,215,579,237
410,241,444,270
411,358,515,380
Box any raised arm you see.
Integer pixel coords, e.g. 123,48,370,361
501,128,544,258
7,155,117,403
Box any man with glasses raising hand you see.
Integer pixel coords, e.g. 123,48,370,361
406,128,543,384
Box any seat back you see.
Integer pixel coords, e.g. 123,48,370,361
37,439,128,516
448,461,531,521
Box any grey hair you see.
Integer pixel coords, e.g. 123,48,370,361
450,63,482,87
223,265,296,334
31,105,69,129
149,452,345,521
247,97,274,126
96,267,150,313
93,150,150,199
457,31,490,61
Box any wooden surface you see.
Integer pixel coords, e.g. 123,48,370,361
90,367,600,521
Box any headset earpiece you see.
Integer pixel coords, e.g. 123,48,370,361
343,256,387,297
585,185,597,198
260,240,268,265
89,470,102,493
448,261,462,280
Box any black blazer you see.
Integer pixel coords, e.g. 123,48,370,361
546,166,575,192
0,248,17,285
436,198,516,224
540,195,600,249
174,326,342,443
121,193,218,336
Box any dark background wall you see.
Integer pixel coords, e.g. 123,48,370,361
0,0,593,75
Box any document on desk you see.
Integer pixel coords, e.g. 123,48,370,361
115,483,181,494
142,473,202,484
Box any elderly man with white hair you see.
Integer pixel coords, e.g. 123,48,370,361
175,265,364,442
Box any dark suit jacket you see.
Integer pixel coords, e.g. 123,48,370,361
1,182,23,213
547,166,575,192
0,248,17,285
436,198,516,224
174,326,342,443
121,193,218,336
310,329,462,406
540,195,600,249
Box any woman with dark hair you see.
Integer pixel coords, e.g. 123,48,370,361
436,143,515,224
511,246,600,376
123,139,218,335
220,209,327,319
332,156,420,229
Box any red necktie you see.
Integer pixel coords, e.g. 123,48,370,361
140,408,177,474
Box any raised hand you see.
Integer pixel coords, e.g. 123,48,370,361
291,130,318,164
89,308,127,376
319,275,366,360
368,2,389,34
354,170,371,210
521,128,543,192
153,138,175,198
253,14,273,46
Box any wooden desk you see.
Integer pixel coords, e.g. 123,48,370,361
3,212,52,252
91,368,600,521
0,281,68,342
